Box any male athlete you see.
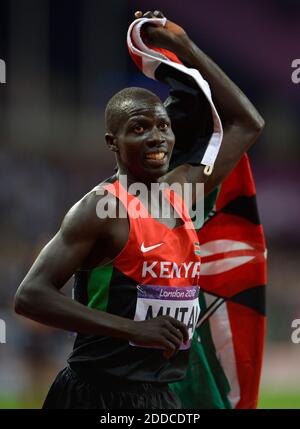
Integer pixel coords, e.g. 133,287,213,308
14,10,264,409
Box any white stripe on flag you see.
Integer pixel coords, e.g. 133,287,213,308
201,256,255,275
200,239,254,257
197,297,224,327
204,293,241,408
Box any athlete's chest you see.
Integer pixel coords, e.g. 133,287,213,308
81,212,185,270
112,214,201,286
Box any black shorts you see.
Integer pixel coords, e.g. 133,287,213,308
42,366,182,409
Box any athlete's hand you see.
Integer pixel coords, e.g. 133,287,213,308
128,315,189,359
134,10,189,55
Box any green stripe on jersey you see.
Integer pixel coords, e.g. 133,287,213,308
87,264,113,312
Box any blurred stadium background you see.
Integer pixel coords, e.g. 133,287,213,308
0,0,300,408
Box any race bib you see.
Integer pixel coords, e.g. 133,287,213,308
130,284,200,350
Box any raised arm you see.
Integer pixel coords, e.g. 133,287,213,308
140,10,265,194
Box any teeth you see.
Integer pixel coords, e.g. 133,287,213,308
146,152,165,160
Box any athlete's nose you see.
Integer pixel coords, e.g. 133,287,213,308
146,126,166,147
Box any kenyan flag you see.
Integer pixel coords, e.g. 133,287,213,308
128,16,267,409
170,155,266,409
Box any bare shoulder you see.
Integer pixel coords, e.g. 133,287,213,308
61,182,126,242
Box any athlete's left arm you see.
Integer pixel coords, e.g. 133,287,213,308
140,11,265,195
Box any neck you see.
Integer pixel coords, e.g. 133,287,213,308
116,167,161,189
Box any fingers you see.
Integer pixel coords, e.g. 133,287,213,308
161,338,178,359
143,11,155,19
133,316,189,359
168,324,184,343
165,316,189,344
160,316,190,359
134,10,165,19
163,335,180,359
153,10,164,18
164,329,182,350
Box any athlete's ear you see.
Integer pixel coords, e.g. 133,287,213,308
105,133,119,152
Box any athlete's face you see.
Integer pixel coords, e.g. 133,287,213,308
106,100,175,182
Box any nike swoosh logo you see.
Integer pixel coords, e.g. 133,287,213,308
141,242,164,253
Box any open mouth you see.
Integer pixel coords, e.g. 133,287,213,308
145,151,166,161
144,151,168,168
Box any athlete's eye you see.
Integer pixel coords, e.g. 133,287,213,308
159,122,169,130
133,125,144,134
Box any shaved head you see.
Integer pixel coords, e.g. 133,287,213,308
105,87,163,135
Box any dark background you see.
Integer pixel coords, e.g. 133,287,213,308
0,0,299,408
